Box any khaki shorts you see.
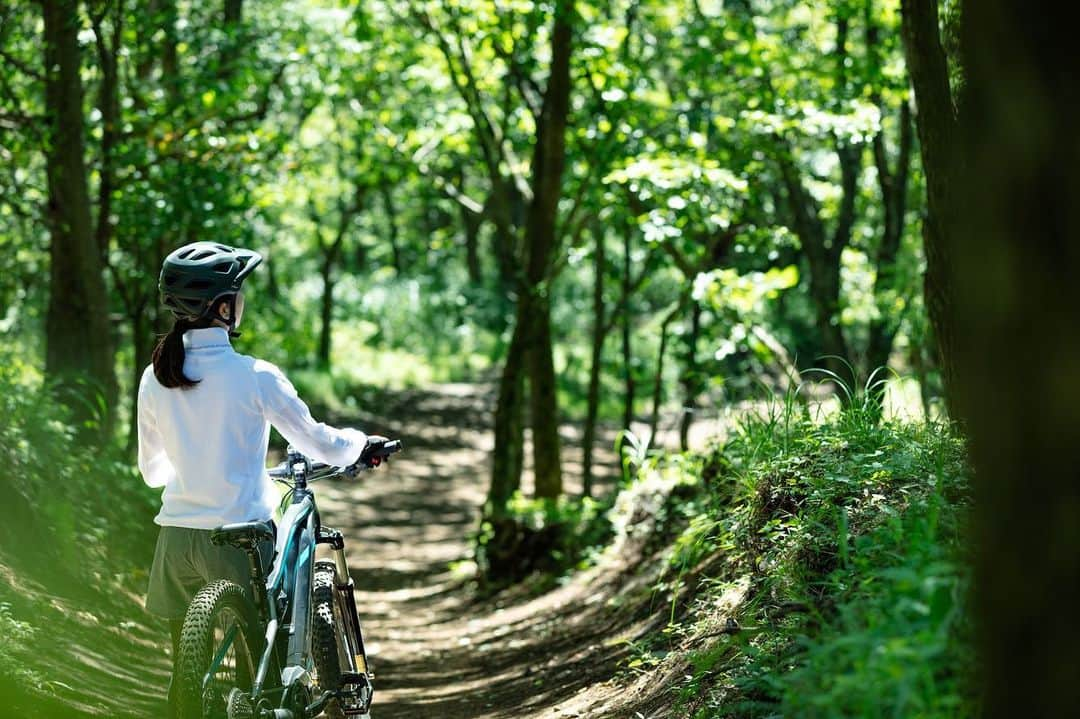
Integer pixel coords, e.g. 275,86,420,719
146,525,274,619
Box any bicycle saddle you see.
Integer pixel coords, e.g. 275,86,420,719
210,520,276,549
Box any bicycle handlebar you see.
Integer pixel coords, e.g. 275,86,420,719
267,439,403,482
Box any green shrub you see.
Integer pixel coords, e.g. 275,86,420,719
0,354,158,584
475,493,614,590
651,398,973,717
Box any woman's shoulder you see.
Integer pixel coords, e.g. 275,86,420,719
138,363,159,394
236,355,292,389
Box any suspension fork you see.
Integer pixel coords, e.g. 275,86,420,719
317,526,371,675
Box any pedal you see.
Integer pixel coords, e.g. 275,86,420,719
338,672,373,716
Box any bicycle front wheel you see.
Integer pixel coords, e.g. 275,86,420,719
174,580,262,719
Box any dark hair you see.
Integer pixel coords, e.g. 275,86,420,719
152,316,211,389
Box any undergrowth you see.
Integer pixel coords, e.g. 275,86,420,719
475,492,614,592
611,386,974,717
0,354,160,713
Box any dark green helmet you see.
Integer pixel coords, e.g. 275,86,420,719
159,242,262,320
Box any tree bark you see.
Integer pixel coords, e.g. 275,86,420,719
380,183,403,273
127,305,151,451
649,300,684,446
900,0,960,417
41,0,117,425
775,13,861,386
461,200,483,284
489,310,528,516
866,99,914,378
621,226,635,431
91,3,121,263
317,265,335,368
219,0,243,80
951,2,1080,715
582,226,606,497
520,0,574,499
679,302,701,451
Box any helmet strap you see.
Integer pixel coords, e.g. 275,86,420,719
206,294,241,338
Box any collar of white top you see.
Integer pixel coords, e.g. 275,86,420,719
182,327,233,350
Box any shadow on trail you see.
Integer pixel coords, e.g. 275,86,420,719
315,383,647,719
2,383,638,719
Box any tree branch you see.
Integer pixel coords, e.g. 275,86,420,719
0,47,43,81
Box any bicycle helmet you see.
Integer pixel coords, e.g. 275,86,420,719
159,242,262,322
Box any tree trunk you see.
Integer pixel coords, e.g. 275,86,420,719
462,203,483,284
582,226,605,498
518,0,574,499
900,0,960,417
380,183,403,273
42,0,117,425
866,100,914,378
621,227,635,431
219,0,243,79
488,310,528,516
127,306,151,451
679,302,701,451
317,264,334,368
488,0,574,509
161,0,180,105
527,294,561,498
649,302,682,446
952,2,1080,715
92,4,121,262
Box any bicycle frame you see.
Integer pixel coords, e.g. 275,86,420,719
204,447,378,717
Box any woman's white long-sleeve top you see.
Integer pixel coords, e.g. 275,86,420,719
137,327,367,529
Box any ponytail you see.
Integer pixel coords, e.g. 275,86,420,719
152,317,205,389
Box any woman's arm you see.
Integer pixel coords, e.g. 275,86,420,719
255,361,368,467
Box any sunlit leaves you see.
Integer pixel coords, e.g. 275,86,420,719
694,265,800,316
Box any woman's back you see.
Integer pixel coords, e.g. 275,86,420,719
139,326,368,529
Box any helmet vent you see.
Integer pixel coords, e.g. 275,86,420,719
190,250,214,261
212,261,233,274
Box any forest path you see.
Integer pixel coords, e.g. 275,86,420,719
315,382,641,718
3,383,661,718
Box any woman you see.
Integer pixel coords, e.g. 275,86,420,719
137,241,375,700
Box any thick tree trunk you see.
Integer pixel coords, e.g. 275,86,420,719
488,0,573,509
900,0,960,417
488,310,528,516
518,0,574,499
527,295,561,497
582,227,606,497
41,0,117,424
952,2,1080,715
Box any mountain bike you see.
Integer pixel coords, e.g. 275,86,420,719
172,438,402,719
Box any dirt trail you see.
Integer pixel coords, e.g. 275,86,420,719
318,383,653,718
3,383,670,718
